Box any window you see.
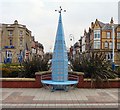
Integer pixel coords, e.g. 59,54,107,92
106,32,110,38
82,45,85,52
117,32,120,39
20,39,23,46
106,52,113,60
109,42,112,49
8,30,13,36
10,39,12,45
32,48,36,54
117,42,120,49
6,50,12,58
94,41,100,49
104,42,108,48
20,30,23,36
94,30,100,39
20,50,22,54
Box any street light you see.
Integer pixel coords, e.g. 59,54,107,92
69,34,74,41
69,34,75,59
69,34,75,51
112,23,115,70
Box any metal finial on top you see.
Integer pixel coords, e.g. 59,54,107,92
55,6,66,13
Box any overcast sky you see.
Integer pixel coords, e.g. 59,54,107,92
0,0,119,52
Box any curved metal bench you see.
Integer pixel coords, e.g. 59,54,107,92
41,73,78,92
41,80,78,92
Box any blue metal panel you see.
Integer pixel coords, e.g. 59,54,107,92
52,13,68,82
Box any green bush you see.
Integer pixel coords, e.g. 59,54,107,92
1,64,22,78
116,66,120,77
71,52,117,86
71,57,84,72
22,56,49,78
1,56,49,78
1,68,11,77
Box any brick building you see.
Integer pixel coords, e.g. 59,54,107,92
1,20,44,63
80,18,120,65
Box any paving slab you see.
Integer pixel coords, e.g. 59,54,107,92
2,88,119,109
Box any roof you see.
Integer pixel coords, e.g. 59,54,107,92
95,19,119,31
102,24,118,30
98,21,105,27
102,23,112,30
74,42,80,48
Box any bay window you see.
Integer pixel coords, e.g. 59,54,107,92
94,41,100,49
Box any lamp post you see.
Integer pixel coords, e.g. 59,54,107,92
112,24,115,70
49,46,52,60
69,34,75,52
69,34,75,59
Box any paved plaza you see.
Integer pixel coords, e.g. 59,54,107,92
1,88,119,109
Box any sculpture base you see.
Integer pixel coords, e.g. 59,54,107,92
41,80,78,92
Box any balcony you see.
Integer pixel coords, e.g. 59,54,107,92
4,45,15,49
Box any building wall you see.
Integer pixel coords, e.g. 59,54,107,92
1,20,32,63
85,32,90,52
0,24,2,63
82,40,85,53
83,18,120,65
102,31,112,50
115,26,120,65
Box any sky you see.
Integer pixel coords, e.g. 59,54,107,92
0,0,119,52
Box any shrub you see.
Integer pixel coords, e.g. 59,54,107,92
1,68,11,77
71,52,117,87
8,68,19,77
1,64,22,78
115,66,120,77
22,56,49,78
71,57,84,72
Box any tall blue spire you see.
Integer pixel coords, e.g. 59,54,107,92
41,7,78,92
52,7,68,82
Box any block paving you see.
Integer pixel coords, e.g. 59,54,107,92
1,88,119,109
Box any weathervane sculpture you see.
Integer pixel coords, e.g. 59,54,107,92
41,6,78,92
55,6,66,13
